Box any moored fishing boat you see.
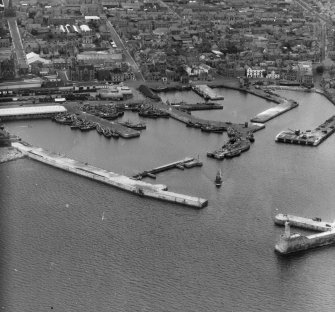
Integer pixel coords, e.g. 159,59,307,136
119,120,146,130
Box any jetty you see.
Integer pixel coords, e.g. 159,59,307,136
12,142,208,208
192,85,224,100
250,100,299,123
274,214,335,254
132,157,202,180
275,115,335,146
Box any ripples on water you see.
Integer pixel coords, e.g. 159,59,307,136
2,89,335,311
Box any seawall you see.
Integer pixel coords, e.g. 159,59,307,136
12,142,208,208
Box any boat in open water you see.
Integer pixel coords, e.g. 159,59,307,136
215,170,223,187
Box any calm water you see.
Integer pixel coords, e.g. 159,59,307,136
2,89,335,311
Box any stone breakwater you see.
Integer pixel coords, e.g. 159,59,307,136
12,142,208,208
0,147,24,164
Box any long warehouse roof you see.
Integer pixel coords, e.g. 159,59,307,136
0,105,67,117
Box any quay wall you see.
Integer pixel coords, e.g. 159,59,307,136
0,113,58,121
13,142,208,208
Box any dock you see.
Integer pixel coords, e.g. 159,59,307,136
132,157,202,179
274,213,334,232
250,100,299,123
275,219,335,255
192,85,224,100
13,142,208,208
275,115,335,146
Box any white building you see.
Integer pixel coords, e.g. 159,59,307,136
246,66,266,78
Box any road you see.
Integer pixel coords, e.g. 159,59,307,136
157,0,182,19
7,18,28,71
3,0,28,71
294,0,330,62
106,20,145,81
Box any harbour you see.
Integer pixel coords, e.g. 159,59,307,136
2,88,335,312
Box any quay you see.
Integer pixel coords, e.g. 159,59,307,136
150,101,265,135
192,85,224,100
171,102,223,111
132,157,201,179
12,142,208,208
275,220,335,255
275,115,335,146
0,105,67,121
250,100,299,123
274,213,334,232
64,104,140,139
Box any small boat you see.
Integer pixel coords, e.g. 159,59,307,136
96,124,104,134
215,170,223,187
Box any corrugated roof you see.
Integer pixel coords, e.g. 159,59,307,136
0,106,67,117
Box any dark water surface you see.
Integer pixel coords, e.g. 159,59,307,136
1,89,335,311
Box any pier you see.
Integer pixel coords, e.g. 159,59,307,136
274,214,335,254
250,100,299,123
132,157,202,179
13,142,208,208
274,213,333,232
192,85,224,100
275,115,335,146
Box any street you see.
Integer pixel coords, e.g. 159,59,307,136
106,20,145,81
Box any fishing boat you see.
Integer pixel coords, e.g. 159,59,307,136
119,120,146,130
215,170,223,187
103,128,113,138
96,124,104,134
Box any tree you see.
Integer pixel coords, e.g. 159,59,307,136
316,65,325,75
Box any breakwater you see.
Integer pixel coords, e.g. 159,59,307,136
275,115,335,146
250,100,299,123
13,142,208,208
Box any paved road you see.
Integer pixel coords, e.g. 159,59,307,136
106,20,145,81
7,18,28,70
